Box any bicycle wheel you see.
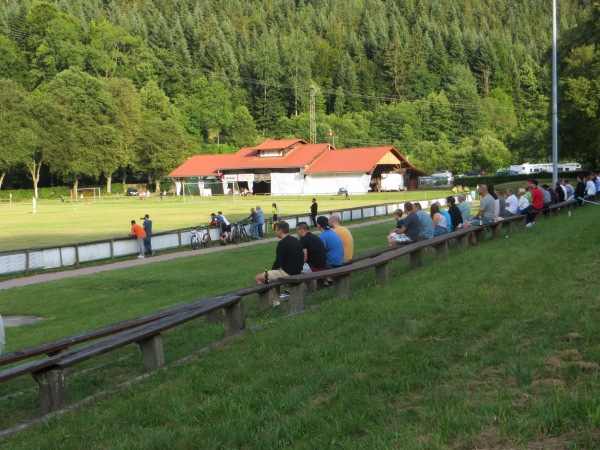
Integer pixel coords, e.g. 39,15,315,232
241,226,250,242
232,227,241,244
202,233,212,247
191,234,201,250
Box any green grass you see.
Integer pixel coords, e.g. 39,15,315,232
0,191,450,251
1,207,599,448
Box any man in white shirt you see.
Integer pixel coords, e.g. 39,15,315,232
562,180,574,200
504,188,519,216
586,175,597,197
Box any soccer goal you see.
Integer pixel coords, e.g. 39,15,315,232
73,187,102,202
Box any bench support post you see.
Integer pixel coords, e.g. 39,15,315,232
491,223,502,240
206,309,223,324
455,234,468,250
434,242,447,259
288,283,306,314
335,274,351,299
224,301,246,337
137,334,165,372
410,249,422,269
259,288,278,311
375,263,388,285
33,369,67,414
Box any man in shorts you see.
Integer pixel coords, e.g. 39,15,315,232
388,202,421,245
255,221,304,304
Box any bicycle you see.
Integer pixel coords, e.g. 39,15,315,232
231,221,250,244
190,227,212,249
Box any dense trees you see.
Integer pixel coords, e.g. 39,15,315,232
0,0,596,193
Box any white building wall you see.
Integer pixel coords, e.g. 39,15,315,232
270,172,371,195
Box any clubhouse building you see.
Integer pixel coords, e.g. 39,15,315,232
168,139,425,196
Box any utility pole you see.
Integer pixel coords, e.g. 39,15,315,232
309,85,316,144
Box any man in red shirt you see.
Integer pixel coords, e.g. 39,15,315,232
521,179,543,227
129,220,147,258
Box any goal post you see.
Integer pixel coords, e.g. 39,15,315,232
73,187,102,202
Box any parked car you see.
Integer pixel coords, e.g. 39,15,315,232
126,187,139,196
495,169,518,176
431,170,453,178
464,169,487,176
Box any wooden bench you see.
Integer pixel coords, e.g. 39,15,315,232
0,294,243,414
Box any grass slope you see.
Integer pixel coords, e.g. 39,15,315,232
1,207,599,448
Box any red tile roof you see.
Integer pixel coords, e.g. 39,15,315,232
168,154,236,178
220,141,329,171
303,146,420,174
252,139,307,150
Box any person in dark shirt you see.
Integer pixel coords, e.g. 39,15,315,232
296,221,326,273
310,198,318,228
446,196,463,230
255,221,303,285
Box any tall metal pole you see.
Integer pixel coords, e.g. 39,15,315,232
552,0,559,186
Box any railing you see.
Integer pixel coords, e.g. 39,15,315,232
0,199,448,276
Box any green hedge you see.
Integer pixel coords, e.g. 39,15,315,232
454,171,581,188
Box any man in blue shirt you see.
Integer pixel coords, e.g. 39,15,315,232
413,202,434,240
316,216,344,267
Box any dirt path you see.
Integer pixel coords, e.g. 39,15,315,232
0,219,389,291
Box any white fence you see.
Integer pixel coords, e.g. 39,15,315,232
0,199,447,276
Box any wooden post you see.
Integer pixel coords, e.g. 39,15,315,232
434,241,447,258
455,234,468,250
137,334,165,372
410,249,422,269
33,369,67,414
491,223,502,240
224,301,245,337
335,274,351,299
206,309,223,324
375,263,388,285
305,279,317,295
259,288,278,311
287,283,306,314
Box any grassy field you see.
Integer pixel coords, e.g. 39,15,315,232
0,191,449,251
0,203,598,448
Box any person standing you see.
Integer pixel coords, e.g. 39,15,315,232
129,220,146,259
142,214,154,256
271,203,279,230
329,213,354,262
215,211,232,245
256,205,265,238
247,208,260,239
310,198,318,228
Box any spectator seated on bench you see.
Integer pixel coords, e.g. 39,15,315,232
388,202,420,246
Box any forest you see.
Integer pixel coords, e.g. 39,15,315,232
0,0,598,194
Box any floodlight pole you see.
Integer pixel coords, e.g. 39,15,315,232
552,0,559,186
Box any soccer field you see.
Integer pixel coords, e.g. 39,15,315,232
0,191,431,251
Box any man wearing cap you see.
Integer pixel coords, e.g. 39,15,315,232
520,179,543,226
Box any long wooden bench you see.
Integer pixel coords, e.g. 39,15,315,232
0,198,578,418
0,294,243,414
